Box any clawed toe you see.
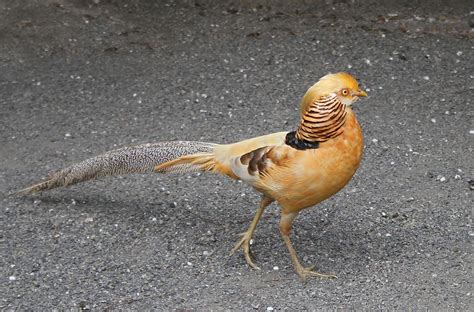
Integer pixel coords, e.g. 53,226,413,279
230,232,260,270
297,265,337,281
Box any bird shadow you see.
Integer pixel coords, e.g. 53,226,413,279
11,188,428,280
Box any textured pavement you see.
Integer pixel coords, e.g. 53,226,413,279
1,0,472,310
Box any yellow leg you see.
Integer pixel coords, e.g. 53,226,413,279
230,196,273,269
280,212,337,280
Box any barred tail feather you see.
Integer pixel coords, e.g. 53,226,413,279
15,141,216,195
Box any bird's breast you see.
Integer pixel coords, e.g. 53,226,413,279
273,110,363,213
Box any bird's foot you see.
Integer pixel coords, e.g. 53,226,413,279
230,232,260,270
296,265,337,281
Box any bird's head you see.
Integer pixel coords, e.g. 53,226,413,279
300,72,367,115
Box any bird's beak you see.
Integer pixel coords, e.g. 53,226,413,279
355,89,368,97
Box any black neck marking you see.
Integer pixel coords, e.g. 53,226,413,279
285,131,319,150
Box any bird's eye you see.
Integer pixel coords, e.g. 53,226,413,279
341,89,349,96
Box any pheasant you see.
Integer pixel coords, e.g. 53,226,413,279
17,72,367,280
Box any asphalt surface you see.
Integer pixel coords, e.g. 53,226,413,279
1,0,472,310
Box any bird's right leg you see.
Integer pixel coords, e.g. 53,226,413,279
230,196,274,269
279,212,337,280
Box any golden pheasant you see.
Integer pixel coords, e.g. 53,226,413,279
17,72,367,280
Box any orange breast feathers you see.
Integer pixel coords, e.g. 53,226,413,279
255,109,363,214
209,109,363,214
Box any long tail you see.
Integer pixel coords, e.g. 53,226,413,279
15,141,217,195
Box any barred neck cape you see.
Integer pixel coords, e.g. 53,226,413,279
295,93,347,143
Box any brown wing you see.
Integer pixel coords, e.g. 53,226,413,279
239,146,272,177
229,144,295,188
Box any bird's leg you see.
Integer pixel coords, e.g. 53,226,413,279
230,196,274,269
279,212,337,281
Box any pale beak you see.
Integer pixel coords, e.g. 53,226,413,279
355,89,368,97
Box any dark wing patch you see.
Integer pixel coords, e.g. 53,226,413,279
240,146,271,176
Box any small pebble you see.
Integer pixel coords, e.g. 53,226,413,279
431,118,436,123
9,276,16,281
468,180,474,190
273,266,279,271
267,307,274,311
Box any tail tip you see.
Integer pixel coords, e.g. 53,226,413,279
10,186,35,197
11,180,51,197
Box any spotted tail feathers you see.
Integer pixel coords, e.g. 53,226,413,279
15,141,217,195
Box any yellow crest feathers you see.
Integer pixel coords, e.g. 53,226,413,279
300,72,360,116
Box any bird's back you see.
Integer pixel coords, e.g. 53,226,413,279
212,131,288,178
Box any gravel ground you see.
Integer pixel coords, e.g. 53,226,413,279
1,0,472,310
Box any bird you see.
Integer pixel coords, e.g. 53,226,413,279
16,72,367,280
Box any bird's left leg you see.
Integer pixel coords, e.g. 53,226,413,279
230,196,274,269
280,212,337,280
